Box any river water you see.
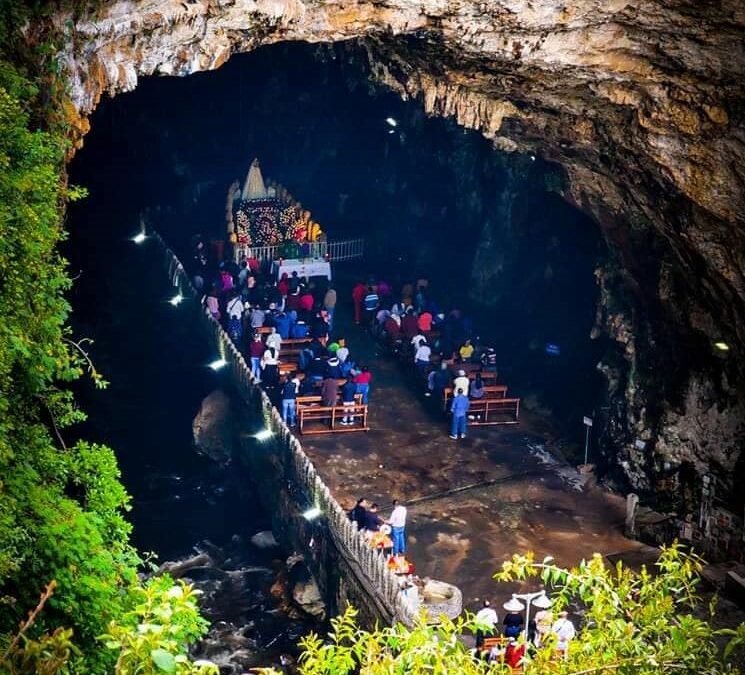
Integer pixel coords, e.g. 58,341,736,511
64,183,312,671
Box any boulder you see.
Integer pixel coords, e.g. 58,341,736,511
292,578,326,620
192,389,235,463
250,530,279,549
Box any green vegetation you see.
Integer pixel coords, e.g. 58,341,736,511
0,5,216,673
260,546,743,675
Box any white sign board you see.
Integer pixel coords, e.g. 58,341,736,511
583,416,593,427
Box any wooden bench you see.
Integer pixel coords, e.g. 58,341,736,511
443,385,508,410
255,326,326,346
296,393,363,408
298,403,369,434
478,637,523,671
479,636,509,656
465,397,520,425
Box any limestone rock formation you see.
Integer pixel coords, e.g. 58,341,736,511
192,389,235,464
43,1,744,505
287,553,326,619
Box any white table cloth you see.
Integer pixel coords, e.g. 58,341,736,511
273,258,332,280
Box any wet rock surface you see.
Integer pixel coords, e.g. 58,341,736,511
192,389,236,464
161,535,320,673
301,305,646,606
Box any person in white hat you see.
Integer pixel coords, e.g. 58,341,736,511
502,597,525,638
454,369,470,396
551,610,576,657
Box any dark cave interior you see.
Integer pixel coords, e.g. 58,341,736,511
68,41,609,456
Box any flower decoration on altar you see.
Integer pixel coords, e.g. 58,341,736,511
255,213,282,245
235,209,251,245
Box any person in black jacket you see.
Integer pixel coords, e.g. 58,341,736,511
349,498,368,529
281,373,298,426
363,503,383,532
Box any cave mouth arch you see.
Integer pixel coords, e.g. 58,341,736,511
68,39,608,450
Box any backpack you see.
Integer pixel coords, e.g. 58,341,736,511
292,322,309,338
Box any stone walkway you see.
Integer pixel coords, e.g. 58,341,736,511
300,295,647,607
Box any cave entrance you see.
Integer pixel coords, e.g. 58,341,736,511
68,40,608,450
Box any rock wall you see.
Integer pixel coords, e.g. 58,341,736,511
49,1,744,505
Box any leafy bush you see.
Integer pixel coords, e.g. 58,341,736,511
101,578,218,675
256,545,743,675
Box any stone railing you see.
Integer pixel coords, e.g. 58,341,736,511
156,232,416,626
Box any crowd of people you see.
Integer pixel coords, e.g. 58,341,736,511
473,598,577,666
194,240,375,426
348,497,417,579
350,274,500,438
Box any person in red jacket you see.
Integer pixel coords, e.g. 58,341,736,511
504,639,525,668
278,272,290,297
299,290,314,314
352,282,367,325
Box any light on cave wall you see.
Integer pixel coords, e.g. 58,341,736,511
208,358,227,370
714,341,729,351
169,293,184,306
132,232,146,244
385,117,398,127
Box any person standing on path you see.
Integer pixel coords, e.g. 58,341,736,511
248,333,264,382
450,388,469,439
551,611,577,658
387,499,407,555
474,600,499,648
281,373,299,426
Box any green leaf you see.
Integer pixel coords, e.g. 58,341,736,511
151,648,177,672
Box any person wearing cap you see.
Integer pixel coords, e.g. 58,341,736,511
502,597,525,638
551,610,576,657
454,369,470,396
474,600,499,648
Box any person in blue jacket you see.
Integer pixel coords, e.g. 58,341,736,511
450,388,469,439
